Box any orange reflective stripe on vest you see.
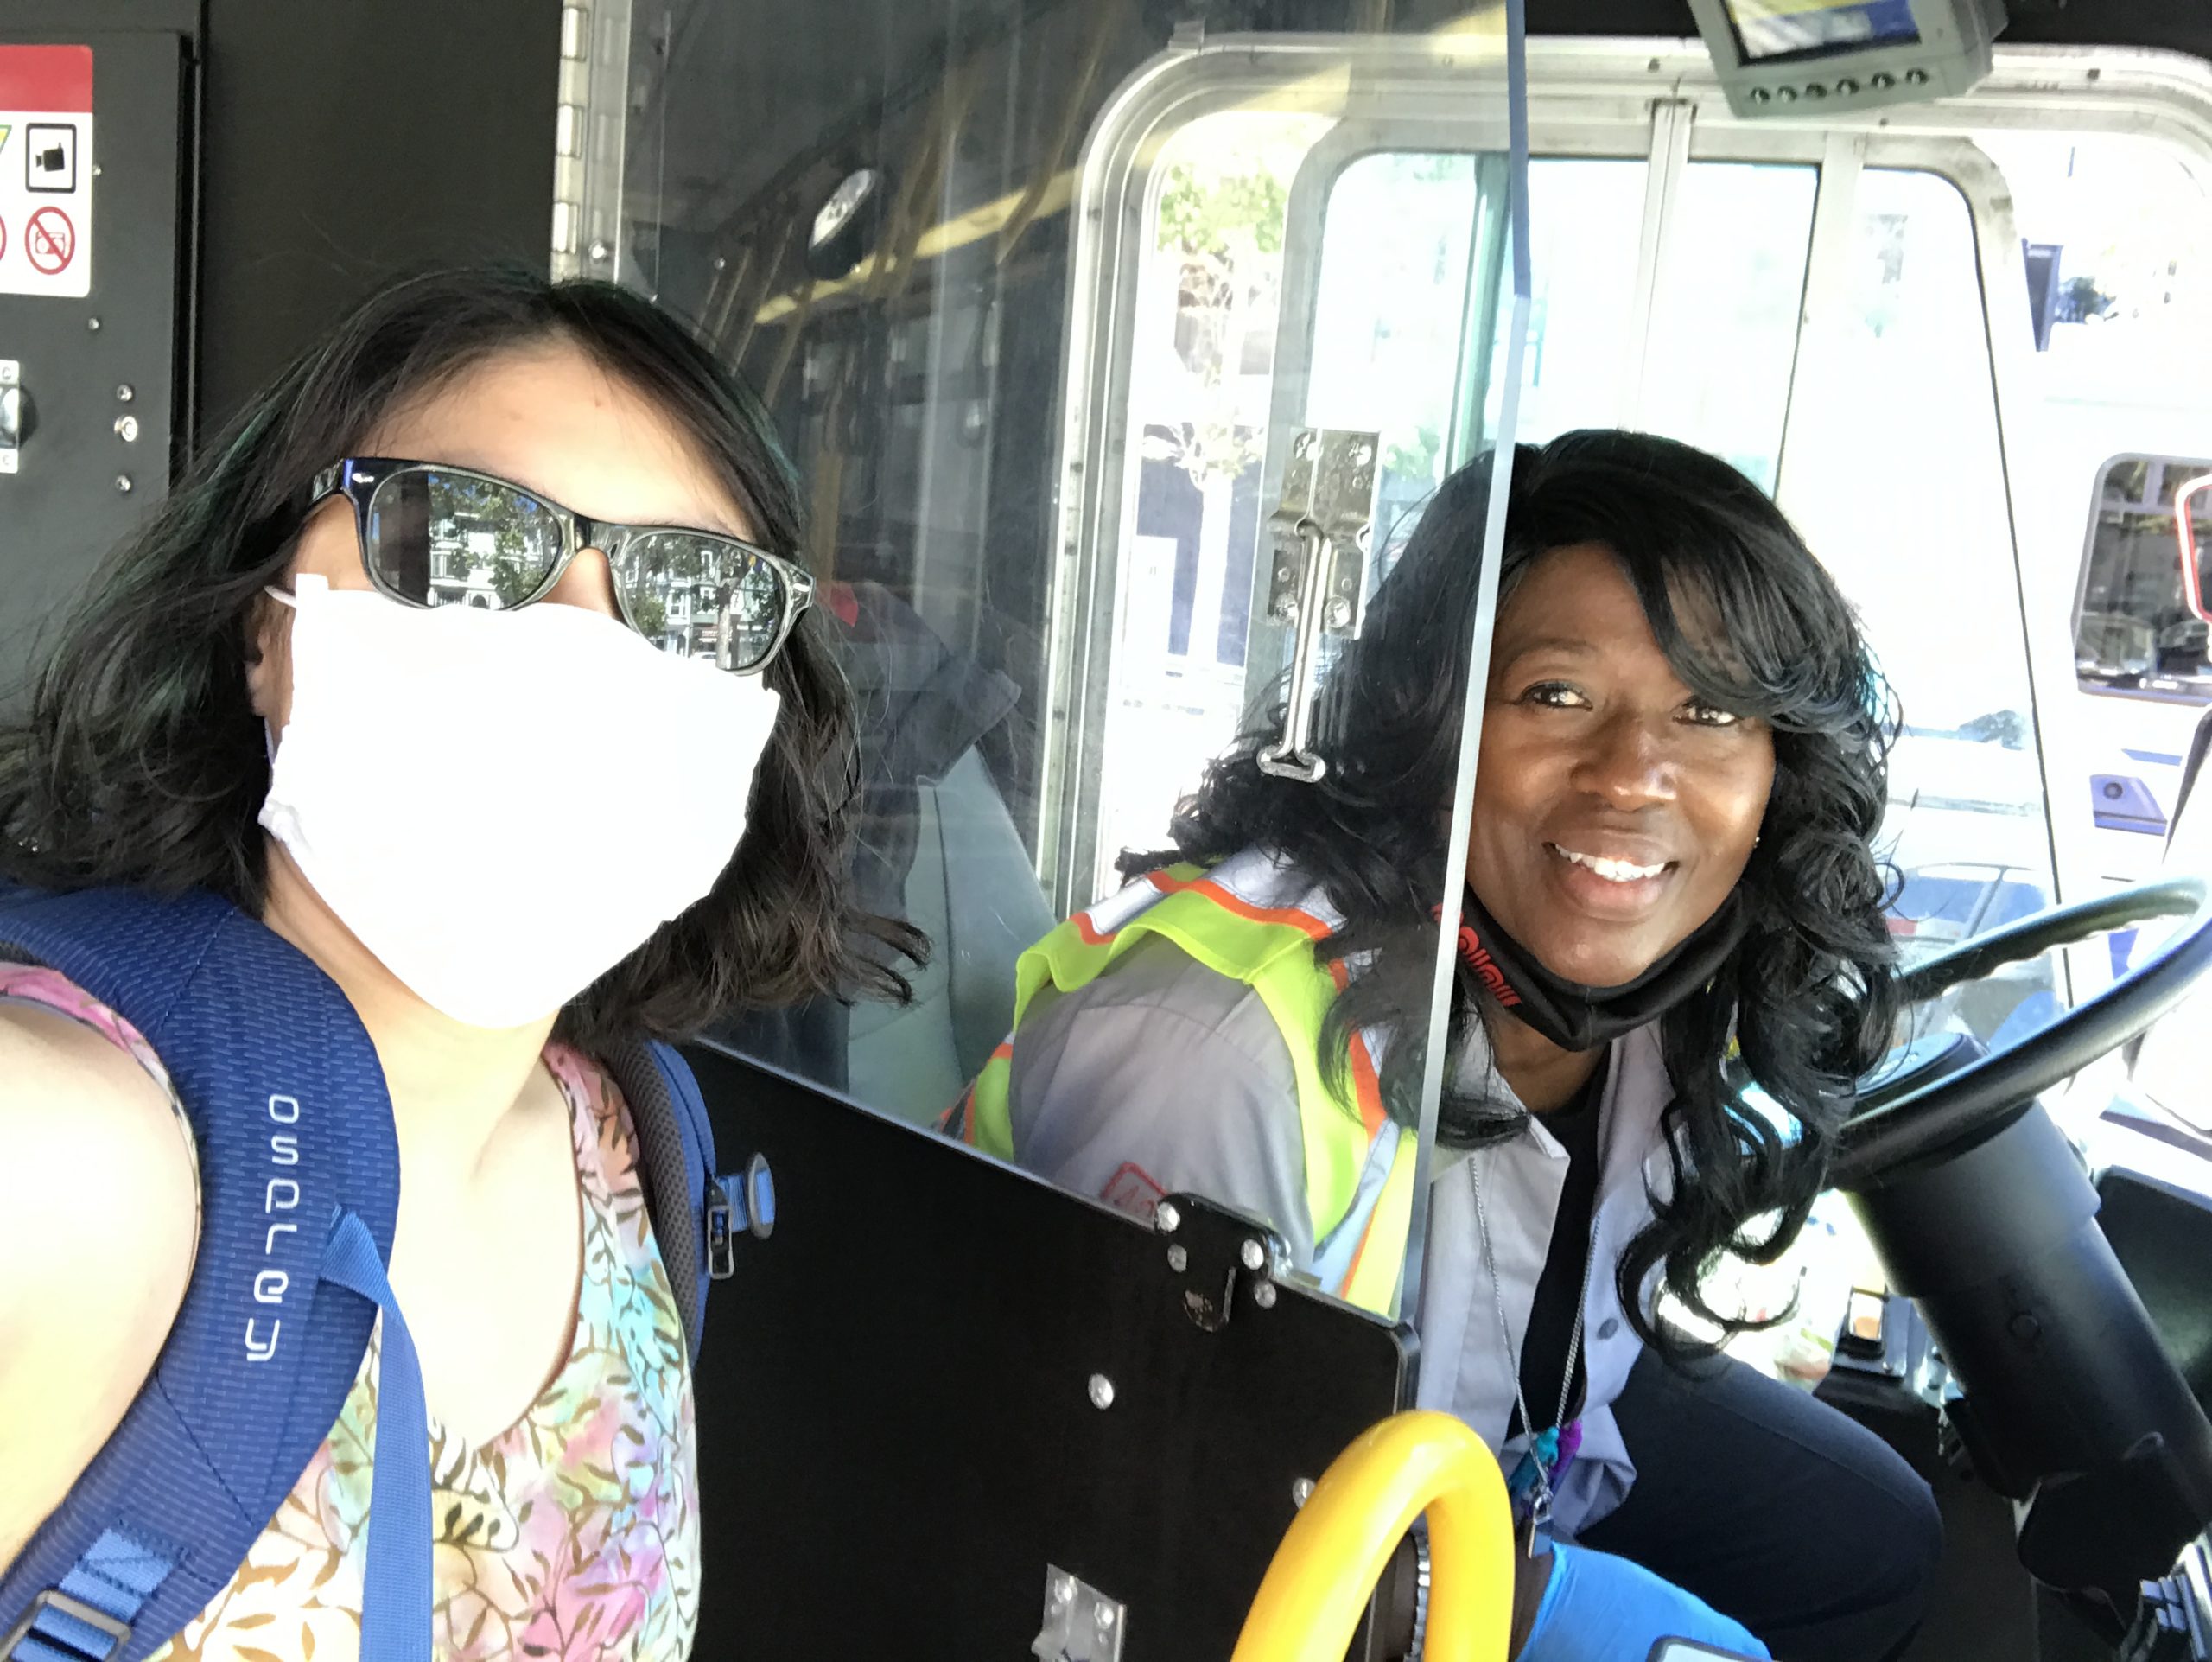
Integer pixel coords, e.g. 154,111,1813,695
960,856,1416,1319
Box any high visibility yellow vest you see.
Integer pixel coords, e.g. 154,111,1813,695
951,857,1421,1319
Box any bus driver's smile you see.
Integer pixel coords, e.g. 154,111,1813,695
1470,542,1772,990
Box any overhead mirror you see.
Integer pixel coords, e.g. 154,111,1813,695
805,167,884,281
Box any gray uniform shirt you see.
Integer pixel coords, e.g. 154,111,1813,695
1007,933,1678,1538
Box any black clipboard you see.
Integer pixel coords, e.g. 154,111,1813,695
681,1040,1414,1659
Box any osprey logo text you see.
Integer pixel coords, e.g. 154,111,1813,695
245,1093,302,1362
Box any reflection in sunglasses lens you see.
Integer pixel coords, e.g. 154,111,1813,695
616,532,786,671
366,471,564,608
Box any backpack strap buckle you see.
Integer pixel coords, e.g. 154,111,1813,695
706,1153,777,1279
3,1589,134,1662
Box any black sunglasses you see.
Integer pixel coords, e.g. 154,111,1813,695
303,457,814,675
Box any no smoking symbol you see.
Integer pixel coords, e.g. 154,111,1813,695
26,207,74,277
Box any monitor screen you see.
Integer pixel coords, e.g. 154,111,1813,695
1723,0,1923,64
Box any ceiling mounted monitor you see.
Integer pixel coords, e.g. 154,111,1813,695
1685,0,2006,117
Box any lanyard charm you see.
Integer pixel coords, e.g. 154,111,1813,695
1522,1485,1552,1558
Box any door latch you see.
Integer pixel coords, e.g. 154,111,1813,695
1258,428,1381,782
1154,1190,1290,1333
0,361,26,474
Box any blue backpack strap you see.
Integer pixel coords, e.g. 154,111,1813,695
601,1039,726,1361
0,886,428,1662
601,1038,778,1363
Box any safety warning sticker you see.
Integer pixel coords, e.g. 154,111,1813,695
0,46,93,299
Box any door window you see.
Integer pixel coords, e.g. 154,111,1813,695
1093,129,1529,901
1303,152,1659,555
1474,158,1815,488
1094,111,1330,901
1305,150,1491,546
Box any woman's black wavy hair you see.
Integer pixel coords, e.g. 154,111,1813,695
1132,429,1899,1353
0,264,919,1048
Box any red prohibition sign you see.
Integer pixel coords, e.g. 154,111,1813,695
26,206,74,276
0,217,8,264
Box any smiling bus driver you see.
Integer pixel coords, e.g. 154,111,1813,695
949,430,1943,1662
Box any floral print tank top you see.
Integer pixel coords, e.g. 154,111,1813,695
0,966,702,1662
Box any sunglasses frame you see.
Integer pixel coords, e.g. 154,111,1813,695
304,456,815,675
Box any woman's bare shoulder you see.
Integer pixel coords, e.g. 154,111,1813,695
0,1002,197,1566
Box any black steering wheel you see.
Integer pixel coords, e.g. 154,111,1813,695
1834,875,2212,1188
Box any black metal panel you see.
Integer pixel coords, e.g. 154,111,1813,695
680,1041,1410,1661
191,0,560,435
0,28,194,684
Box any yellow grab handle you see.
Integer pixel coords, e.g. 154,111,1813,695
1230,1409,1514,1662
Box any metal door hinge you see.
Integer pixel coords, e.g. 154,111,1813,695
1032,1566,1127,1662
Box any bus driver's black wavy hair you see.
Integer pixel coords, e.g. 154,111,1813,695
1132,430,1900,1354
0,265,919,1047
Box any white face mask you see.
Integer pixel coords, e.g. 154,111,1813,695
259,575,782,1028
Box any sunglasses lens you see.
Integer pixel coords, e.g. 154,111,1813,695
615,532,790,672
365,470,564,608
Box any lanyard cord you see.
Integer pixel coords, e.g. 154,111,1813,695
1468,1054,1605,1539
1471,1156,1599,1498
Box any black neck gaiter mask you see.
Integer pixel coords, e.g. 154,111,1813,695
1442,888,1748,1052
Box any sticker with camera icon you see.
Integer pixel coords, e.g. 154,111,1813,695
0,46,94,298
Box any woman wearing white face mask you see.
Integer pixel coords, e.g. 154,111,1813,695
0,268,915,1661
